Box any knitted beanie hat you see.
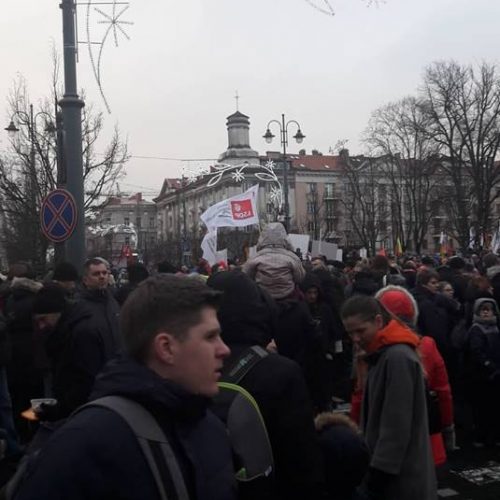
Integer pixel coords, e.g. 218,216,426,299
375,285,419,326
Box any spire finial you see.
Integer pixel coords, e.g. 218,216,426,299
234,90,240,111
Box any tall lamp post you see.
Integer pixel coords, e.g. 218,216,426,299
263,114,305,231
5,104,63,266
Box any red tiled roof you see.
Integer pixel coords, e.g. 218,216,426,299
290,155,344,172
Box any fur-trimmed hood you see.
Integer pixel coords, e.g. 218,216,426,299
10,277,43,294
315,411,360,435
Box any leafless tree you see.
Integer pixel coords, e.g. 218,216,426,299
340,152,389,256
0,74,128,271
364,97,441,253
421,61,500,249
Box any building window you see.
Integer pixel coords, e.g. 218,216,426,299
149,217,155,228
308,182,317,193
324,183,334,197
136,217,141,228
105,217,111,224
307,221,315,232
124,217,130,226
325,200,335,217
125,236,130,245
307,201,315,214
326,220,335,233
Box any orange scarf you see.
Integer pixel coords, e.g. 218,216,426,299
367,319,420,354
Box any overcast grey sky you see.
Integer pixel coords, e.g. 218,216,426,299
2,0,500,196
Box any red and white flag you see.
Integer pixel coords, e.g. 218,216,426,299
200,185,259,230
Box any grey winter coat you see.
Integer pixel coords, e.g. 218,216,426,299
243,223,305,299
362,344,437,500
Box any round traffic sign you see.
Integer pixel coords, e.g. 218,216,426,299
40,189,78,243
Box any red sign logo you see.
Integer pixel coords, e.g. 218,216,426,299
231,199,254,220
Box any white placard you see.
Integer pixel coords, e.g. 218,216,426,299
288,234,310,256
312,241,338,261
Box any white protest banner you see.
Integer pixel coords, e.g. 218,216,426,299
201,229,218,265
336,248,343,262
359,248,368,259
288,234,310,256
200,185,259,230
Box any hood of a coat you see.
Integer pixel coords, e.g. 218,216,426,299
91,357,210,422
257,222,292,251
366,319,420,354
473,297,500,317
10,277,43,294
207,271,274,347
299,273,325,299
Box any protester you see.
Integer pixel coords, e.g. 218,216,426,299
414,269,460,373
114,263,149,306
341,295,437,500
16,275,235,500
243,222,305,300
208,270,327,500
375,285,456,467
50,257,121,415
464,298,500,447
4,263,43,441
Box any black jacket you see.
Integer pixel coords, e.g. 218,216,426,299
413,286,459,358
53,288,121,416
207,271,327,500
16,357,236,500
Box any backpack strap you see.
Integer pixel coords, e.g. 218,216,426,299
75,396,189,500
223,346,269,385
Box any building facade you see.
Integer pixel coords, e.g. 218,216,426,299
86,193,157,264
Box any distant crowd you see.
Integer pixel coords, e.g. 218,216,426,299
0,222,498,499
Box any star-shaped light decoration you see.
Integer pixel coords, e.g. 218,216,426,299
95,3,133,47
85,1,134,113
231,170,245,183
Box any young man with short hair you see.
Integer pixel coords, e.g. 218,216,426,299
17,275,235,500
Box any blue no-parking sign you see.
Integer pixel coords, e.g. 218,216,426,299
40,189,77,243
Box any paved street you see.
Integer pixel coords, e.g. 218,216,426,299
438,445,500,499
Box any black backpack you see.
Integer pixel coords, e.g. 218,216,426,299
212,345,274,500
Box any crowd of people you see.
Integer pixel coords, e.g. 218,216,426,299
0,221,498,499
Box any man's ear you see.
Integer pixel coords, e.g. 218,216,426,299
151,332,177,365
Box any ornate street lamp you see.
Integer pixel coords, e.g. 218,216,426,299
263,114,305,231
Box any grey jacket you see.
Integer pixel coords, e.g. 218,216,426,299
362,344,437,500
243,223,305,299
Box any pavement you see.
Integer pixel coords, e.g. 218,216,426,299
438,442,500,499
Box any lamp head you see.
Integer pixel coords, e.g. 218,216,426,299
263,128,275,144
293,129,305,144
4,120,19,138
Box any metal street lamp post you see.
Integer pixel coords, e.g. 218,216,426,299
60,0,85,271
263,114,305,231
5,103,64,266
